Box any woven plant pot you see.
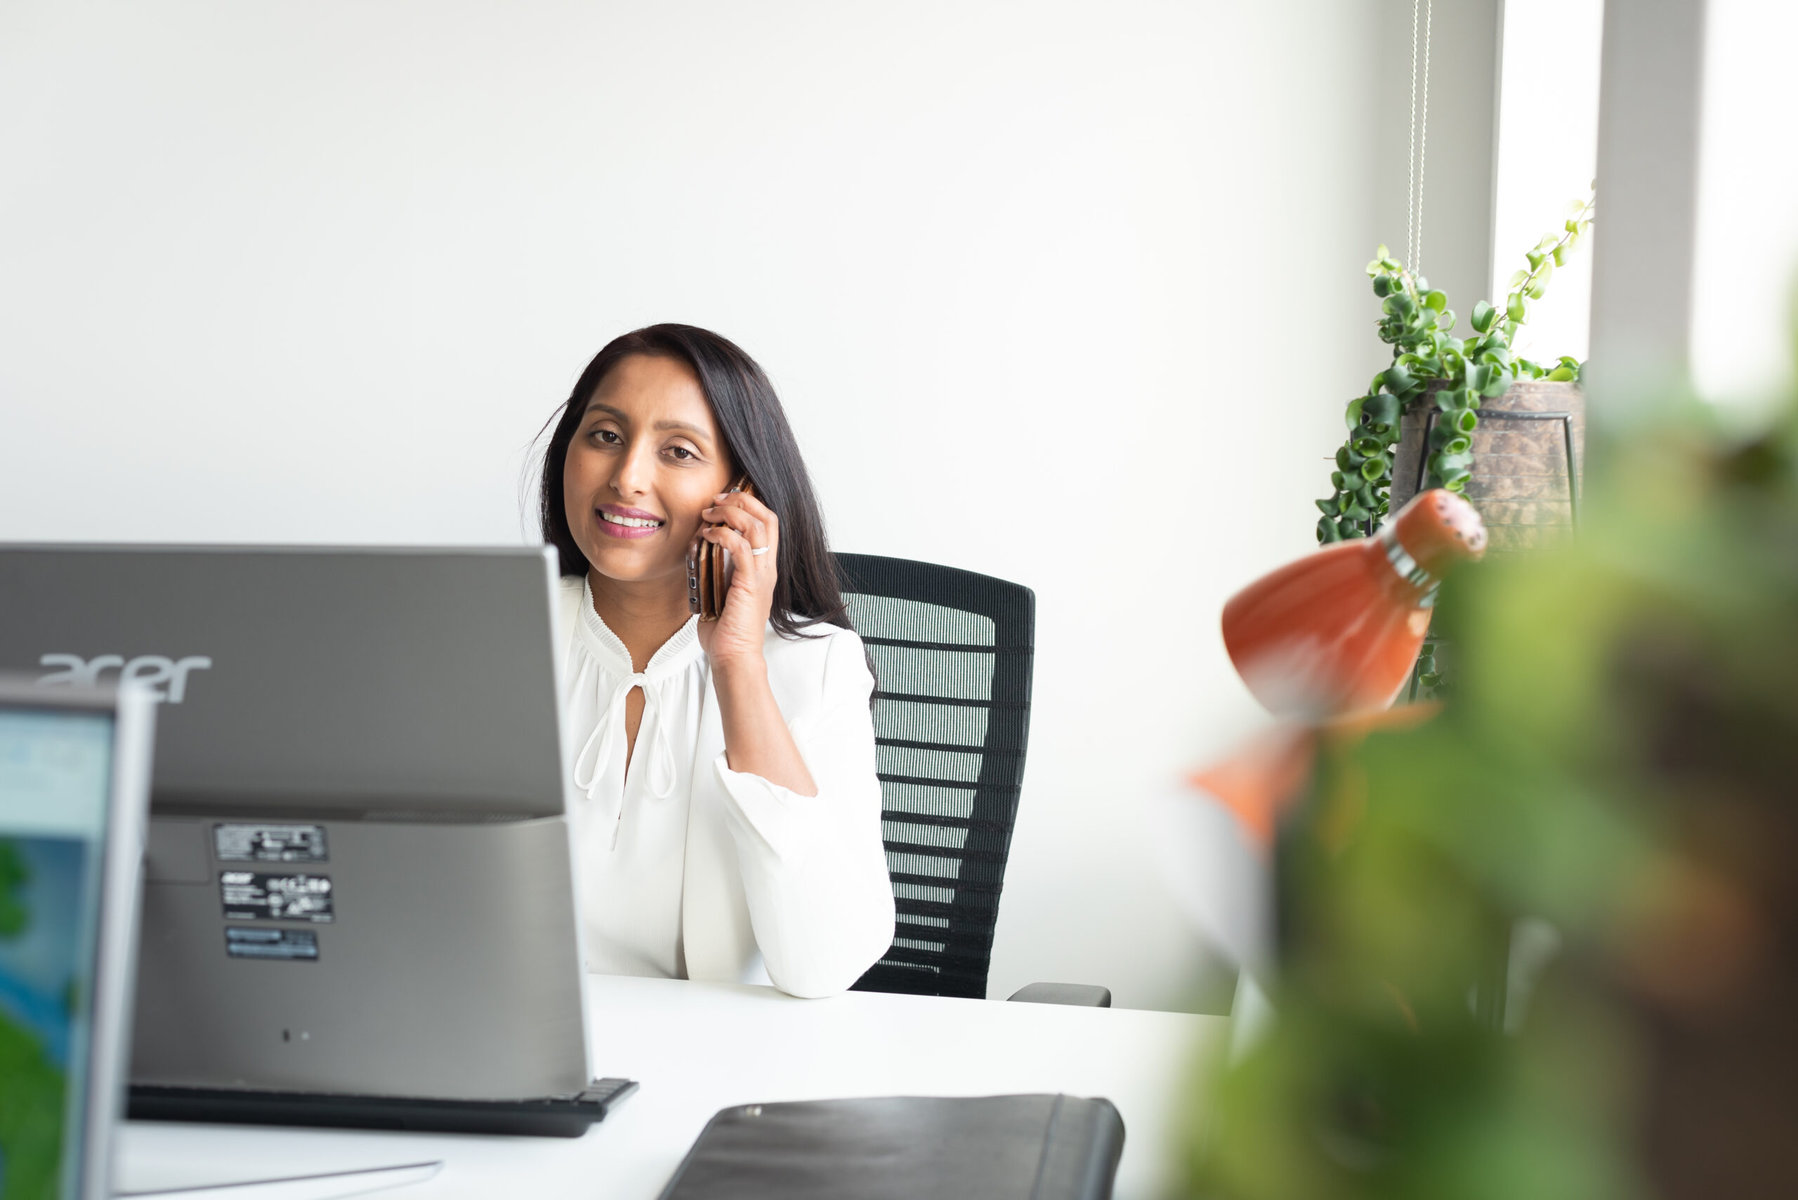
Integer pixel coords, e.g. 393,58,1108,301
1390,380,1585,552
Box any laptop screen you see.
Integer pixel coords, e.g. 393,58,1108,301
0,703,115,1200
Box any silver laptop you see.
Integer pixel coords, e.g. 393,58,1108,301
0,675,155,1200
0,545,627,1133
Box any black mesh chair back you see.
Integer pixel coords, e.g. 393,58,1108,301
835,553,1035,1000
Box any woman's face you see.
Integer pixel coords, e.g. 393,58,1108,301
562,353,735,590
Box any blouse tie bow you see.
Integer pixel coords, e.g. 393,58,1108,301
570,666,680,849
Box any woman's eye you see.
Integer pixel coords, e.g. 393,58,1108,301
590,428,621,445
668,446,695,461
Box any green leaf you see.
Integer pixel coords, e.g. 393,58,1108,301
1423,290,1447,311
1380,257,1401,272
1346,396,1366,428
1526,251,1544,270
1337,518,1360,539
1316,497,1339,516
1507,294,1527,323
1510,269,1528,287
1372,274,1393,297
1383,364,1417,394
1331,470,1347,490
1445,435,1471,455
1353,435,1385,456
1547,366,1576,382
1317,516,1340,544
1470,301,1495,333
1455,409,1479,434
1438,308,1456,332
1364,392,1401,427
1360,458,1387,482
1552,246,1567,266
1468,363,1493,393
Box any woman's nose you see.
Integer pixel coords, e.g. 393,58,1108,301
610,445,654,496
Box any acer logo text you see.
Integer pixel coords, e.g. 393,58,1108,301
38,654,213,704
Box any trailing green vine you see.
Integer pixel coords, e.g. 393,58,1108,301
1316,194,1595,544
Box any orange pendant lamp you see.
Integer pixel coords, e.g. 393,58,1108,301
1222,489,1487,719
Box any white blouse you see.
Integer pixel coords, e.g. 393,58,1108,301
555,576,895,998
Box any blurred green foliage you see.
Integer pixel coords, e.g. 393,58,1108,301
0,840,30,938
1187,342,1798,1198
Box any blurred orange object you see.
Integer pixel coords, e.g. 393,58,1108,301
1221,489,1486,718
1188,704,1442,850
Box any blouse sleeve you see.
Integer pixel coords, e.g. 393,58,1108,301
710,627,896,998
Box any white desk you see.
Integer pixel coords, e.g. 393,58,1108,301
121,975,1225,1200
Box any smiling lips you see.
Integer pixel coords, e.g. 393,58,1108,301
596,505,666,540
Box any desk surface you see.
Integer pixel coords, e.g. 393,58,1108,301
121,975,1224,1200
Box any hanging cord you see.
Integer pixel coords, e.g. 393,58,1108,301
1417,0,1432,274
1406,0,1434,275
1406,0,1420,270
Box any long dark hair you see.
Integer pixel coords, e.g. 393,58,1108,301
538,324,852,640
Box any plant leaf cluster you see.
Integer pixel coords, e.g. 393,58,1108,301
1316,195,1595,544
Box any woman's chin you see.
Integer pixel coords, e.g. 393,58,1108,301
583,542,685,587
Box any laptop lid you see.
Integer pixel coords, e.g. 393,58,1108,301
0,544,566,818
0,676,154,1200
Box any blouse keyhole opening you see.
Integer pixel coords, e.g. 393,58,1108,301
623,684,645,779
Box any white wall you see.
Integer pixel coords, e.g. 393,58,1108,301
0,0,1491,1011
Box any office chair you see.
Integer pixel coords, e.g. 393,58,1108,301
836,553,1107,1007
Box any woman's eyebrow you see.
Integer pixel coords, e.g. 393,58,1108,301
582,401,711,442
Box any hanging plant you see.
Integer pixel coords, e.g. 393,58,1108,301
1316,194,1595,544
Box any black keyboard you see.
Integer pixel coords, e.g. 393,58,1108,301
128,1077,638,1138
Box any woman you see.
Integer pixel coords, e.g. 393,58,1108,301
536,324,894,998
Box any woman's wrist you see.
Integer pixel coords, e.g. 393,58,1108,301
709,651,769,687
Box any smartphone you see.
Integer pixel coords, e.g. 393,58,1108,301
690,475,754,621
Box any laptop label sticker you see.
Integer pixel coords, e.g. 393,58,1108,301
214,822,328,863
225,927,321,961
219,871,335,923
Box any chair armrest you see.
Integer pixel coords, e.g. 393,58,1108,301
1005,982,1112,1007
